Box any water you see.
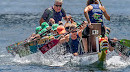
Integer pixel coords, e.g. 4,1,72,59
0,0,130,72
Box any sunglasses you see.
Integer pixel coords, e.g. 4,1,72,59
36,29,42,34
53,30,57,32
65,27,70,29
59,23,63,25
65,27,70,32
55,4,62,7
53,30,58,34
70,27,76,30
71,31,77,33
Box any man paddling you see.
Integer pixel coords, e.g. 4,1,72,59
39,0,71,26
82,0,110,53
59,24,83,56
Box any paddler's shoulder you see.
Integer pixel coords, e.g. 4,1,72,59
99,5,106,12
61,8,65,11
65,34,69,39
84,5,93,12
45,7,53,13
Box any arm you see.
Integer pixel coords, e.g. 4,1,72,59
63,15,72,22
61,8,72,22
61,8,67,21
84,6,92,24
64,22,70,28
108,38,117,51
29,34,41,41
39,9,50,25
78,29,83,38
39,18,45,26
108,44,114,51
63,16,68,21
100,6,110,21
59,34,69,44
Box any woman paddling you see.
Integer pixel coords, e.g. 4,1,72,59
82,0,110,53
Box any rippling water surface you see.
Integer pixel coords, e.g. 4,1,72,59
0,0,130,72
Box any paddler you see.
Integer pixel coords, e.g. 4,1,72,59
57,25,66,35
50,24,66,40
27,26,42,41
99,27,118,51
59,24,83,56
28,22,50,41
39,22,50,37
105,27,118,51
64,23,71,32
82,0,110,53
39,0,72,26
51,24,59,35
49,24,59,40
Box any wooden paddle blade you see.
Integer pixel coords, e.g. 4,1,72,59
39,39,59,54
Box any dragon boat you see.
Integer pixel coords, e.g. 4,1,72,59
6,23,130,67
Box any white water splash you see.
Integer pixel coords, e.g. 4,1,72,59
12,44,99,67
13,44,71,66
106,51,130,70
12,43,130,69
0,54,9,57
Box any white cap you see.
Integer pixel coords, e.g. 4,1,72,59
55,0,63,3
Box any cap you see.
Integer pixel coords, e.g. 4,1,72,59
76,22,81,27
35,26,42,34
38,28,47,36
57,26,66,34
52,24,59,31
41,22,49,29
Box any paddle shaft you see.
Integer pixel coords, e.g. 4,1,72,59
99,0,102,6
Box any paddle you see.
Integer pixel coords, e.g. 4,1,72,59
39,33,69,54
114,39,130,57
118,39,130,47
99,0,103,6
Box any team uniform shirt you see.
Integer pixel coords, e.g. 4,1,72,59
82,4,105,38
88,4,104,25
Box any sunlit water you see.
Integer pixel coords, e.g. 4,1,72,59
0,0,130,72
